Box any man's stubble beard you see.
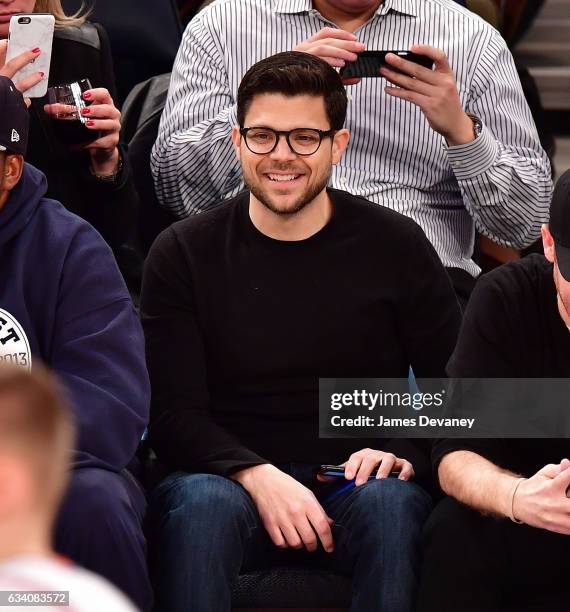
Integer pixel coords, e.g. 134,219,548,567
243,164,332,217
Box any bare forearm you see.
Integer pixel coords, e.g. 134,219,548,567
439,450,520,518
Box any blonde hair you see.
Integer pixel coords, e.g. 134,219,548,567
33,0,90,29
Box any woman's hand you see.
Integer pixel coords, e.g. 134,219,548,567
45,86,121,175
0,41,44,95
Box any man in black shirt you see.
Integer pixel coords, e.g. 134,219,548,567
417,170,570,612
142,52,461,612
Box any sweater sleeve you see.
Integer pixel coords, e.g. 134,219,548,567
431,268,521,476
51,223,149,471
400,223,462,378
141,227,268,475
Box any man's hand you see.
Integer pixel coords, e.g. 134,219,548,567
0,41,44,94
381,44,475,146
512,459,570,534
294,27,365,85
318,448,414,486
232,464,334,553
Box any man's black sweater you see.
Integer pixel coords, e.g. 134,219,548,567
141,189,461,483
433,254,570,478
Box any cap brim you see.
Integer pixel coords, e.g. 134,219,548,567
555,242,570,282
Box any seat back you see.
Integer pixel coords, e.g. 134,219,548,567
122,73,178,255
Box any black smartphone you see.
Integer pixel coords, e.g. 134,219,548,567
318,465,400,479
339,50,434,79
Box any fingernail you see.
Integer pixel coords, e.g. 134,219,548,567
32,47,40,53
81,107,90,115
83,92,92,99
39,72,44,78
86,120,95,127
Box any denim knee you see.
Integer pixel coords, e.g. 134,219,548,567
151,472,255,534
341,478,432,532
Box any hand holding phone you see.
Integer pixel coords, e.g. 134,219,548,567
319,449,415,485
339,50,434,79
318,465,401,480
6,14,55,98
0,40,42,95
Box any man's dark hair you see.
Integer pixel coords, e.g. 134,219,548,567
237,51,348,130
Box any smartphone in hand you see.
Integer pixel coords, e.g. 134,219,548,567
318,465,401,480
7,13,55,98
339,50,434,79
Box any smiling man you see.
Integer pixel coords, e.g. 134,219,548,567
152,0,552,302
142,52,461,612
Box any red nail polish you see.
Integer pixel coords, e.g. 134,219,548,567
39,72,45,78
82,108,90,115
83,92,92,99
32,47,40,53
86,120,95,127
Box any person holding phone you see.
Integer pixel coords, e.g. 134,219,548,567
0,0,139,294
143,52,461,612
153,0,552,305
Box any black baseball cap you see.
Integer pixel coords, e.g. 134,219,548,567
0,76,29,156
550,169,570,282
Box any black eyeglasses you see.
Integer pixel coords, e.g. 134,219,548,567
239,127,336,156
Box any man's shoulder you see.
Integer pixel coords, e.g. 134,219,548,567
157,192,246,254
424,0,497,29
331,188,425,237
478,254,552,300
31,199,128,301
192,0,273,24
468,254,553,324
34,196,112,254
0,556,136,612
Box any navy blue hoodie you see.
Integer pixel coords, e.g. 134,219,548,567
0,164,149,470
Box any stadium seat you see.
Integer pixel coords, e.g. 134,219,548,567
121,74,177,255
232,567,351,611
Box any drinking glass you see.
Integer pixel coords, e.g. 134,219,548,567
46,78,98,147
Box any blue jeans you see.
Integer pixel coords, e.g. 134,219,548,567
148,463,432,612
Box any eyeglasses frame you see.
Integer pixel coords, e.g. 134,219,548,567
239,126,337,156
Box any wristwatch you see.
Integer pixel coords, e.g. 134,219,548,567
467,113,483,139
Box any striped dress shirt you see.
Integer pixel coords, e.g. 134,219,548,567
151,0,552,275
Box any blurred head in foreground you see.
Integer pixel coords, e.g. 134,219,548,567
0,364,73,560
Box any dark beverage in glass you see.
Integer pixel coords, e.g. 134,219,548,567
46,78,99,147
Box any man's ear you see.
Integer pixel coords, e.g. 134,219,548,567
331,129,350,165
231,126,242,161
542,224,556,264
1,155,24,192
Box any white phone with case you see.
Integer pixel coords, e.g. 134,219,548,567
6,13,55,98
